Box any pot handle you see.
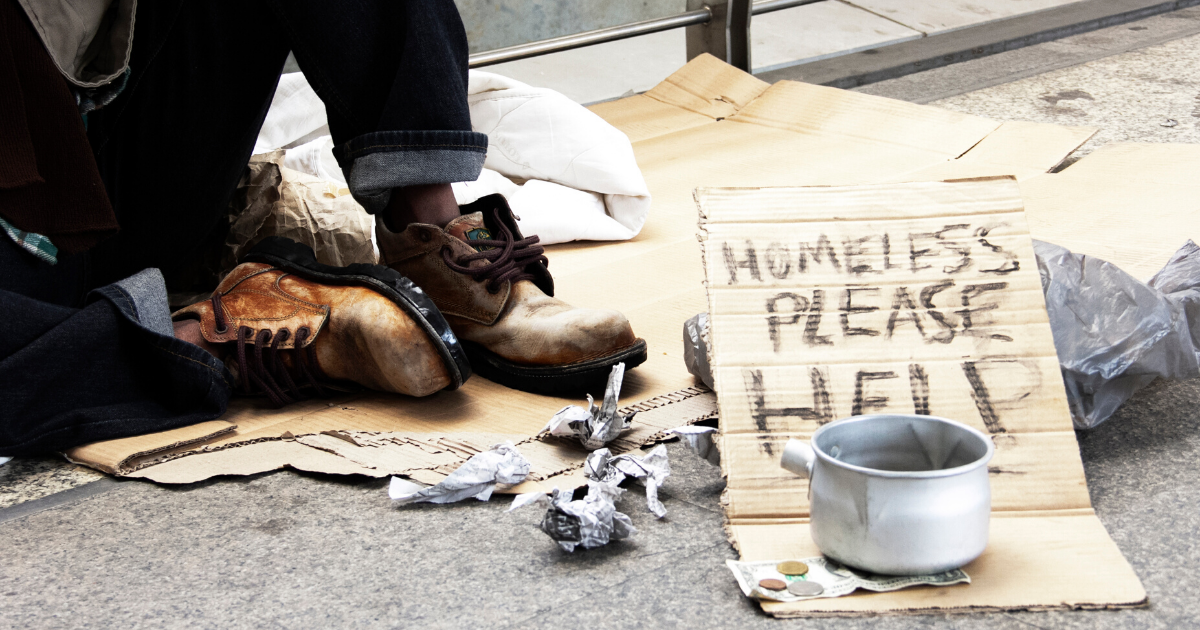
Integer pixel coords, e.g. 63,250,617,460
780,439,816,479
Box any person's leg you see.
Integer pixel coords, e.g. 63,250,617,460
385,184,461,231
0,0,251,456
85,0,292,289
83,0,641,395
2,0,495,456
267,1,646,394
87,0,478,289
0,237,233,456
264,0,486,230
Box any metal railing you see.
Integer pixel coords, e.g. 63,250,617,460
468,0,821,71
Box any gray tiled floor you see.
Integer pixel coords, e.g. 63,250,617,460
860,7,1200,156
4,7,1200,629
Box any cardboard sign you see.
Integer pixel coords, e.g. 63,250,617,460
698,178,1145,614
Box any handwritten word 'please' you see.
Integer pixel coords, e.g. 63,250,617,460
765,281,1012,352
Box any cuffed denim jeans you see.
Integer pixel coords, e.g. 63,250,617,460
1,0,485,455
0,237,234,456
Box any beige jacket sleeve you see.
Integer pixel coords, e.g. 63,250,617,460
16,0,135,87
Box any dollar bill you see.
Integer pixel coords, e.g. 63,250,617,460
726,556,970,603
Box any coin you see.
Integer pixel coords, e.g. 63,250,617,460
776,561,809,576
787,580,824,597
758,578,788,591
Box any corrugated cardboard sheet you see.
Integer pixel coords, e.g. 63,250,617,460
65,386,718,490
65,58,1188,607
1022,142,1200,282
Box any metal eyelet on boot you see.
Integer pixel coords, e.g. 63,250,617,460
418,229,432,243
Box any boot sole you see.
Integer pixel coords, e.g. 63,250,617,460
243,236,471,390
463,338,648,396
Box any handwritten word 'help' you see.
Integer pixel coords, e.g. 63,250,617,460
743,359,1039,442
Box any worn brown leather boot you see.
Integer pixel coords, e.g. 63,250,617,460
173,237,470,404
375,194,647,395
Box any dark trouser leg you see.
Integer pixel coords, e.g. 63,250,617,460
275,0,488,227
85,0,486,289
0,238,232,457
1,0,484,454
276,0,487,215
84,0,292,289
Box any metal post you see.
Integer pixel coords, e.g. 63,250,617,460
686,0,752,72
727,0,752,71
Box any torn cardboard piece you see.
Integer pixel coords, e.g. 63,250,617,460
885,120,1096,183
64,420,238,476
71,385,716,489
697,179,1144,614
69,55,1110,488
1022,142,1200,282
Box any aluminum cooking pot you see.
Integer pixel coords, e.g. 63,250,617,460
780,414,994,575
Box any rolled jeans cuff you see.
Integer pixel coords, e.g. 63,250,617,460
91,268,175,337
334,130,488,214
88,268,232,385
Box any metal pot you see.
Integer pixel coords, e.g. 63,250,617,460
780,414,994,575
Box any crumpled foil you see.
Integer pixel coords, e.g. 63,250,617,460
585,445,671,518
510,444,670,551
390,442,530,505
683,312,714,389
545,363,637,450
517,483,638,552
1036,239,1200,429
667,425,720,466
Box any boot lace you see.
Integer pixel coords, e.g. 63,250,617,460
211,293,329,407
441,208,549,294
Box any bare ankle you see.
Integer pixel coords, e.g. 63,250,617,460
384,184,459,230
173,319,225,361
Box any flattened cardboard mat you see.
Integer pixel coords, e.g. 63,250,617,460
67,53,1194,529
697,178,1145,615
